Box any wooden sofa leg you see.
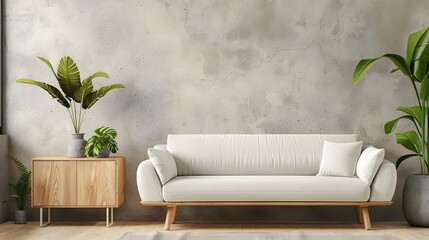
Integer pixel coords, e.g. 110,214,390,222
164,206,176,230
361,206,372,230
171,206,178,224
356,206,363,224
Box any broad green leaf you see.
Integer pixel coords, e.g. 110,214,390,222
16,78,70,108
397,106,423,126
57,56,81,98
420,73,429,100
408,27,429,81
396,131,422,154
407,27,429,67
37,56,58,79
73,72,109,103
384,116,416,134
352,59,380,85
82,84,124,109
396,154,421,168
81,72,109,86
352,54,411,85
73,83,93,103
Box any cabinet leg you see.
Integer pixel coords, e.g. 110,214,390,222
106,208,114,227
40,208,51,227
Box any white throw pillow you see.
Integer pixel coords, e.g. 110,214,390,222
317,141,363,177
356,146,385,185
148,148,177,184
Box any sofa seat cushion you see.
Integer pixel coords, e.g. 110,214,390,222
163,176,370,202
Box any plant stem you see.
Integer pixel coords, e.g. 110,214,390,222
72,102,79,133
67,108,78,133
423,99,429,174
422,100,427,175
411,77,422,108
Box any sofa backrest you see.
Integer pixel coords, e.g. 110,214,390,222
167,134,359,176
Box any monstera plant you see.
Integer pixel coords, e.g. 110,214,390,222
352,26,429,226
85,126,119,157
17,56,124,133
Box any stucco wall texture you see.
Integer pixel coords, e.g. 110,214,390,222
3,0,429,222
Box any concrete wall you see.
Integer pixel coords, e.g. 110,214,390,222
3,0,428,221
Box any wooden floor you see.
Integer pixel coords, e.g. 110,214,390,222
0,221,428,240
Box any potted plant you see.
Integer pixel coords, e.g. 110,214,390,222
85,126,119,158
9,156,31,224
352,26,429,226
16,56,124,157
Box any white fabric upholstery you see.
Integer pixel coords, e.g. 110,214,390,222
163,176,370,202
148,148,177,184
154,144,167,150
369,160,397,201
317,141,363,177
167,134,358,176
137,160,164,201
357,146,385,185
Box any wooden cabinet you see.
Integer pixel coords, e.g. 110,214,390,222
32,161,77,206
31,157,125,226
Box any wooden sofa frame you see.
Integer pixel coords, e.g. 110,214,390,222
141,201,392,230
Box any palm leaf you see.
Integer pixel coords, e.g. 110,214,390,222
73,72,109,103
397,106,423,126
82,84,124,109
16,78,70,108
37,56,58,79
9,157,31,210
408,27,429,81
8,156,29,174
420,73,429,100
396,131,422,154
352,54,412,85
384,116,418,134
396,154,421,169
57,56,81,99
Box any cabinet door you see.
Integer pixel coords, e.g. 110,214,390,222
32,161,77,206
77,161,117,206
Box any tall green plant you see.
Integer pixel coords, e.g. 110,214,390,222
352,27,429,174
17,56,124,133
9,156,31,211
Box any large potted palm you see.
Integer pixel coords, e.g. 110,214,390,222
352,27,429,226
17,56,124,157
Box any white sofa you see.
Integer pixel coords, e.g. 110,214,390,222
137,134,397,230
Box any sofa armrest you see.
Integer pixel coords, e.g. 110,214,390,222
136,160,164,202
369,159,397,201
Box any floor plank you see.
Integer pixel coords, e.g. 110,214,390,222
0,221,427,240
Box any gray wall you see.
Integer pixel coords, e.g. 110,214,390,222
3,0,428,222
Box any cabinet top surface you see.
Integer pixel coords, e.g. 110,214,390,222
32,156,126,161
